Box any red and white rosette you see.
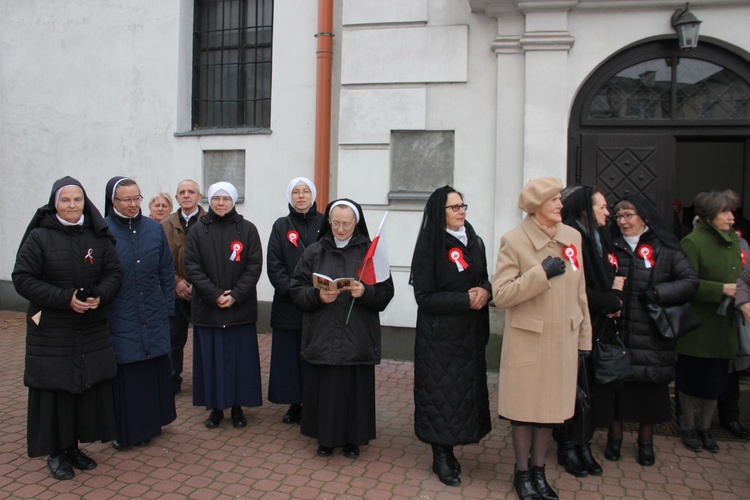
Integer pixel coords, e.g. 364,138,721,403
287,229,300,248
562,244,579,271
742,250,747,268
607,252,619,271
230,241,244,262
448,247,469,272
637,244,655,268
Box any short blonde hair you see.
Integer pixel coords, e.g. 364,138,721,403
149,192,173,212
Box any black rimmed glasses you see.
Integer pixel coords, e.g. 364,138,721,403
114,195,143,205
445,204,468,212
614,212,638,222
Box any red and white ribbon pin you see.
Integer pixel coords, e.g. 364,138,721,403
448,247,469,272
230,241,244,262
742,250,747,268
287,230,300,248
607,252,619,271
637,244,655,269
84,248,94,264
563,245,579,271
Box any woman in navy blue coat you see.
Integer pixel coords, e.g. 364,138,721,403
104,177,176,450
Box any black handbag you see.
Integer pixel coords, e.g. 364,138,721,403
643,267,700,341
592,318,631,385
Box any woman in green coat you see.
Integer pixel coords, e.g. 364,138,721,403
678,190,742,454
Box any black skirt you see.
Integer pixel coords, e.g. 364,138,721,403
301,364,376,447
113,355,176,447
27,381,117,458
268,328,305,405
675,354,730,400
614,381,671,424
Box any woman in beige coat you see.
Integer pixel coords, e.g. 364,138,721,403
493,177,592,500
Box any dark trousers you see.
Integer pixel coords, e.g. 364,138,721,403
717,371,741,423
169,298,190,390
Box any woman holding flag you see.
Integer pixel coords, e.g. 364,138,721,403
409,186,492,486
290,198,394,459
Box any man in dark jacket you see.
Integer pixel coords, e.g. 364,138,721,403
161,179,205,394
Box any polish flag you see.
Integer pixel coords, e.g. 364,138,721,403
357,212,390,285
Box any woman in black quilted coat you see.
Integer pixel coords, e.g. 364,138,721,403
12,176,122,481
409,186,492,486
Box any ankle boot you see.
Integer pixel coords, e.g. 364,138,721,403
556,438,588,477
575,443,603,475
431,445,460,486
446,446,461,474
530,464,558,500
512,467,541,499
604,435,622,461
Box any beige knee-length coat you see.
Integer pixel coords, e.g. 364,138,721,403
492,216,592,424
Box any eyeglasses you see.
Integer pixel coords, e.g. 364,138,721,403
114,195,143,205
329,221,354,230
445,204,468,212
614,212,638,222
211,196,233,204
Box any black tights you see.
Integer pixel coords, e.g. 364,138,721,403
609,420,653,444
512,425,553,470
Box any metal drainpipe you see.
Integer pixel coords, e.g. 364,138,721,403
313,0,334,207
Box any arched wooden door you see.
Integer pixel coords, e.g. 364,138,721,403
569,37,750,224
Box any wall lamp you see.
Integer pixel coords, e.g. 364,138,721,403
671,3,702,51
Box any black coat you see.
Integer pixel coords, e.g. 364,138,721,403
613,230,699,384
290,232,394,366
410,225,492,445
267,204,323,330
184,209,263,327
12,213,123,393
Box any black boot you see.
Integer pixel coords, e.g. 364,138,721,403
282,404,302,424
575,443,603,475
530,465,558,500
604,435,622,461
446,446,461,474
431,445,460,486
555,434,588,477
513,467,541,499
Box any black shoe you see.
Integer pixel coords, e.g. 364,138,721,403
513,467,541,499
282,404,302,424
556,445,588,477
604,436,622,461
111,440,126,451
680,428,703,452
65,447,97,471
231,406,247,428
447,447,461,474
431,445,460,486
317,445,334,457
530,464,558,500
575,444,603,476
720,420,749,438
205,409,224,429
696,428,720,453
137,439,151,446
47,453,75,480
343,443,360,459
637,442,655,466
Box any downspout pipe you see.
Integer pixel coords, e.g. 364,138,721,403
314,0,334,207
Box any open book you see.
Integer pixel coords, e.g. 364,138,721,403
312,272,355,292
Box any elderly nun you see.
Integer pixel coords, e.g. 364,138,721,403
184,181,264,429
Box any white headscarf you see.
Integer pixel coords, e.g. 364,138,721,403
286,177,317,206
207,182,238,206
329,200,360,223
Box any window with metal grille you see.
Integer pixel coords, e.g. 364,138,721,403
192,0,273,130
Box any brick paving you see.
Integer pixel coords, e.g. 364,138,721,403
0,309,748,499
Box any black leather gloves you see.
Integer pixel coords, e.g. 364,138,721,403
541,256,566,279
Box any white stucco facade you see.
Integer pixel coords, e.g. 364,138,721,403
2,0,750,330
